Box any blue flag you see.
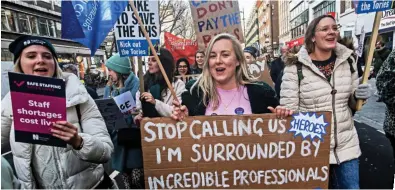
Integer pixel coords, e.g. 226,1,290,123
61,0,129,56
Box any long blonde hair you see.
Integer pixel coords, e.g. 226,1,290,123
192,33,256,110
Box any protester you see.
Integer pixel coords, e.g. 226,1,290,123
281,15,372,189
190,50,205,74
2,35,114,189
274,45,301,100
373,40,391,102
103,53,141,189
135,48,186,120
337,36,363,77
270,45,289,84
61,63,99,99
170,33,292,120
175,57,191,77
243,46,259,64
376,50,395,162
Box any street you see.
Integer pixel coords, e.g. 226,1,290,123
1,79,392,188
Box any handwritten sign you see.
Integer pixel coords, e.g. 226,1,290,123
114,0,160,56
189,1,244,48
113,91,136,114
140,112,332,189
8,72,66,147
355,0,393,14
248,61,274,88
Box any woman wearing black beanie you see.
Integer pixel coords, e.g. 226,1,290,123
2,35,114,189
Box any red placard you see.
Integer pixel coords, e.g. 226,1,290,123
164,32,199,65
286,37,305,49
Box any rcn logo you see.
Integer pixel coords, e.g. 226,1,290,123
32,134,39,140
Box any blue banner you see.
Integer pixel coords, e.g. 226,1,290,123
61,0,129,56
355,0,393,14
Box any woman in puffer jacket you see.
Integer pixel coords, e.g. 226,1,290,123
281,15,371,188
1,35,114,189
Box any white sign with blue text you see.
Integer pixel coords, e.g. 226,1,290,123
355,0,393,14
114,0,160,57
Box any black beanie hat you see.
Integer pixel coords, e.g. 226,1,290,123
9,35,57,62
244,46,258,59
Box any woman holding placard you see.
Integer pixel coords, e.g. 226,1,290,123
280,15,372,188
103,53,142,189
1,35,115,189
135,48,186,120
171,33,292,119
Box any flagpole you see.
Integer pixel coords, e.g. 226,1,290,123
129,0,179,102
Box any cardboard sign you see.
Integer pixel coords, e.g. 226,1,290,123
8,72,66,147
95,99,129,130
113,91,136,114
175,74,200,84
189,1,244,48
355,0,393,14
114,0,160,56
248,61,274,88
164,32,198,66
140,112,332,189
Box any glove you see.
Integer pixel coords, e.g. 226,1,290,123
354,83,372,100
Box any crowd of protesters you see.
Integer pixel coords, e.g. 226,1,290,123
2,14,394,189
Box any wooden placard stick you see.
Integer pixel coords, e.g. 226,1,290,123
129,0,179,102
137,56,145,92
356,11,382,111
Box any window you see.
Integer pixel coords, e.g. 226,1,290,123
29,15,39,34
18,13,31,33
1,9,17,32
1,49,14,61
39,18,49,36
313,1,335,18
48,20,56,37
53,0,61,7
344,31,352,38
55,21,61,38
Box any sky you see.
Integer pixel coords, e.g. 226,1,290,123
238,0,255,31
239,0,254,20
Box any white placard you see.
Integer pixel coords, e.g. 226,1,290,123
113,91,136,114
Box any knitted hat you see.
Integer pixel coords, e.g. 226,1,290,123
9,35,58,62
105,53,131,74
244,46,258,59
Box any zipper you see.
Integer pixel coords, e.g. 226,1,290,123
331,71,341,164
301,61,341,164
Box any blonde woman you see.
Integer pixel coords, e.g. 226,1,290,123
171,33,292,119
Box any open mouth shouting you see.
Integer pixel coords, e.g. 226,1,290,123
215,67,226,75
33,68,49,76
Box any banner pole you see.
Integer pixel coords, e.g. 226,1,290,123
138,57,145,93
129,0,178,102
356,11,382,111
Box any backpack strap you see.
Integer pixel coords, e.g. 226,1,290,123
76,104,83,133
296,62,304,86
296,62,303,111
347,56,356,74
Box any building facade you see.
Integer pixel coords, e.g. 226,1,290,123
337,0,394,50
1,0,107,69
245,3,259,49
287,0,309,48
278,0,291,48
